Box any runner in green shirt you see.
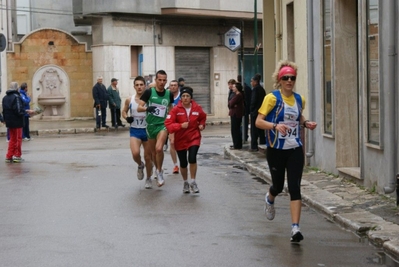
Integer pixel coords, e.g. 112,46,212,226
138,70,174,188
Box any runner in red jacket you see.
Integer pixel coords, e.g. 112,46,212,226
165,87,207,193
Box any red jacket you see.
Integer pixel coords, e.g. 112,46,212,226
228,92,244,118
165,100,207,151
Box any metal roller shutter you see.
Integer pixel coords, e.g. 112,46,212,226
175,47,211,113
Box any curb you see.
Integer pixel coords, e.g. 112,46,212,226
0,120,230,137
223,145,399,261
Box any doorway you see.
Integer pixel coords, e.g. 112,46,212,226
333,0,360,173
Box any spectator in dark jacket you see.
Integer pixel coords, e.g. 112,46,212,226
2,82,34,162
250,74,266,151
178,77,185,90
228,82,244,150
107,78,124,128
92,76,109,129
227,79,236,107
237,75,252,142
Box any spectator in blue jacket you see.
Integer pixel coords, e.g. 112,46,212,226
19,83,32,140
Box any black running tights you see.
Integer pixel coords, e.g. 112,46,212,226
176,146,200,168
266,146,304,201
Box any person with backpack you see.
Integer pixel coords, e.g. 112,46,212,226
2,82,34,163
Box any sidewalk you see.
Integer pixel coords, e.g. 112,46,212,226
224,145,399,261
0,117,230,137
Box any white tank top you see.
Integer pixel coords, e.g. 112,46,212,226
129,94,147,129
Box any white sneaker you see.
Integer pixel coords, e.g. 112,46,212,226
183,182,190,193
264,192,275,220
190,181,200,193
156,170,165,187
144,178,152,189
137,162,145,180
163,144,168,151
291,225,304,243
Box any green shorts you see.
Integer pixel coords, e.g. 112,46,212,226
146,124,167,139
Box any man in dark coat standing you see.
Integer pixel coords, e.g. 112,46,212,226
92,76,109,129
2,82,33,162
249,74,266,151
237,75,252,142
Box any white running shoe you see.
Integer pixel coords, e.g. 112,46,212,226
144,178,152,189
291,225,304,243
183,182,190,193
156,170,165,187
264,192,275,220
137,162,145,180
190,181,200,193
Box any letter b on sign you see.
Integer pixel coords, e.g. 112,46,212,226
0,33,6,52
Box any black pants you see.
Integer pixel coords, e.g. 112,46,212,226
95,106,107,128
177,146,200,168
23,116,30,139
244,113,250,142
250,114,265,150
230,116,242,149
266,146,304,201
110,108,122,126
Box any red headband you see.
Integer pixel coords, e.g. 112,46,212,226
278,66,297,80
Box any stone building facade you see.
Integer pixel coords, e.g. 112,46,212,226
1,0,263,121
263,0,399,194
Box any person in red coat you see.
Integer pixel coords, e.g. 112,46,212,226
228,82,245,149
165,87,207,193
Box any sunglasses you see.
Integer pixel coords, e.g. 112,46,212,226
281,76,296,81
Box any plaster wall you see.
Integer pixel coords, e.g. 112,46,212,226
92,45,131,100
93,17,258,49
80,0,263,15
0,4,8,96
211,47,238,118
29,0,91,35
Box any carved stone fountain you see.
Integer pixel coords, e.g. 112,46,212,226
37,68,66,118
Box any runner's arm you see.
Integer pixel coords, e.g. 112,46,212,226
122,98,130,119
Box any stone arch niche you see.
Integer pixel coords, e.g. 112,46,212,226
31,65,71,120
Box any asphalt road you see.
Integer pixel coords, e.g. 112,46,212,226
0,128,398,267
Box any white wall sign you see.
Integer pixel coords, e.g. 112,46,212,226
224,26,241,52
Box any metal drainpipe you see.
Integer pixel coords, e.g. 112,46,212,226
305,0,315,158
7,0,12,49
153,19,157,75
275,1,281,61
384,0,397,195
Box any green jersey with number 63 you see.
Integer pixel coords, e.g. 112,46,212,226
146,88,171,126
